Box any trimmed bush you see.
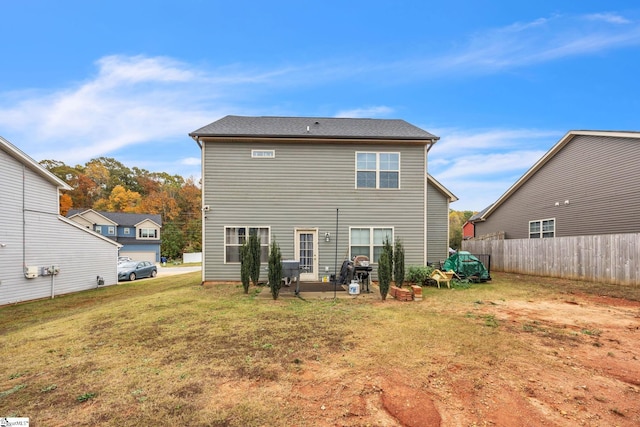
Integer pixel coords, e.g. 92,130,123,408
248,230,261,286
268,240,283,300
378,238,393,301
394,238,405,288
406,265,434,286
240,241,250,294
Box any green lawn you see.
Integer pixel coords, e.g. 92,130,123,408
0,271,637,426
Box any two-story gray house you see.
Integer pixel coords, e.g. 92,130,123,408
189,115,456,283
472,130,640,238
67,209,162,262
0,136,120,306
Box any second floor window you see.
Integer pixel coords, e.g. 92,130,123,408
356,152,400,189
139,228,157,239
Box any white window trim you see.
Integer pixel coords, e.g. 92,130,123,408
529,218,555,239
355,151,401,189
348,226,394,263
224,226,271,264
124,228,131,235
251,149,275,159
107,226,115,235
138,227,159,239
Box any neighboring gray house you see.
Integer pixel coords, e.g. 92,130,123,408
0,136,120,306
472,130,640,239
427,173,458,262
67,209,162,262
189,115,455,282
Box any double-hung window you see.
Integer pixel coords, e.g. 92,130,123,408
350,227,393,262
356,152,400,189
139,228,158,239
225,226,270,263
529,219,555,238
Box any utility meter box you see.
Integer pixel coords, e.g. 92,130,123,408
25,266,39,279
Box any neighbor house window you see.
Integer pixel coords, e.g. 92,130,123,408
139,228,158,239
94,226,102,234
529,219,555,238
225,226,270,263
124,228,130,235
251,149,275,159
107,226,115,235
356,152,400,189
349,227,393,262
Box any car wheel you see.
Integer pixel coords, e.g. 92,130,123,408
129,272,136,281
151,270,157,278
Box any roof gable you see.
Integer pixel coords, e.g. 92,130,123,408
135,218,161,228
478,130,640,220
1,136,72,191
190,115,439,142
67,209,162,227
427,174,458,202
68,209,117,226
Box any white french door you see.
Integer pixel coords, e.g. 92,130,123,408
295,229,318,281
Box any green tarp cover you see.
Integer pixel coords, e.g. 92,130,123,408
443,251,490,281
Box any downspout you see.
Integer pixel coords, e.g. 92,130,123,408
194,136,205,285
424,138,437,264
423,144,428,265
22,165,27,275
51,269,55,299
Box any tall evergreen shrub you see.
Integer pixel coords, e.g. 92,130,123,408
248,230,261,286
268,240,283,300
378,237,393,300
394,238,405,288
240,240,250,294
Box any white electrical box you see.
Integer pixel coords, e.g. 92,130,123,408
25,266,39,279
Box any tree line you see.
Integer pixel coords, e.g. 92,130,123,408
41,157,201,260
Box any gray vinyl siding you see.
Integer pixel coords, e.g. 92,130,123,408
202,140,427,281
475,134,640,239
426,182,450,263
0,148,118,306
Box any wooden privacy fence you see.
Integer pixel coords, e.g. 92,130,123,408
462,233,640,286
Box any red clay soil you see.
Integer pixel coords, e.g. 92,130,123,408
287,293,640,426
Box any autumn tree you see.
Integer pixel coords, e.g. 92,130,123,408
94,185,142,212
59,193,73,216
449,210,476,250
41,156,203,259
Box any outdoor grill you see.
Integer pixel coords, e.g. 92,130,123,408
281,260,301,295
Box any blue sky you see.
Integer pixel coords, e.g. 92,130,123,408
1,1,639,211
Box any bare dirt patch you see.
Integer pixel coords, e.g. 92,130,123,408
280,289,640,426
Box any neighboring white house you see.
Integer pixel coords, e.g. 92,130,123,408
0,136,121,306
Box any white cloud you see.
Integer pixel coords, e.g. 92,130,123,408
0,55,234,165
424,13,640,75
334,105,394,118
181,157,201,166
428,127,563,210
584,13,631,25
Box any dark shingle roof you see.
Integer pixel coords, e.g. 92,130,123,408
189,115,438,141
67,209,162,227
